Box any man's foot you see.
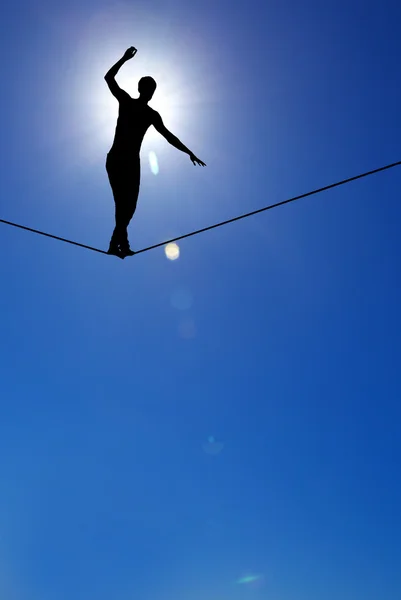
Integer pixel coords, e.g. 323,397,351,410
119,238,135,258
107,242,125,259
120,245,135,258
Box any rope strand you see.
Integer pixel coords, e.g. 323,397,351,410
1,159,400,257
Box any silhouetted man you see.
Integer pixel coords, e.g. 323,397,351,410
105,46,206,258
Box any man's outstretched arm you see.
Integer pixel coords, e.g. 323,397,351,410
153,113,206,166
104,47,137,102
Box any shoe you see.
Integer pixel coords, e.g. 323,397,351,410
120,246,135,258
107,242,125,259
119,243,135,258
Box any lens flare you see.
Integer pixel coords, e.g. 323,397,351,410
202,436,224,455
165,243,180,260
149,151,159,175
178,317,196,339
170,287,192,310
237,574,264,585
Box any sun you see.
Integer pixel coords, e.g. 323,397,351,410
68,46,187,167
57,4,209,171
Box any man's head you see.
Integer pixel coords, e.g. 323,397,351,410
138,76,157,102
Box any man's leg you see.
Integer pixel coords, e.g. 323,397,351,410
113,196,138,255
114,159,140,255
106,156,122,254
106,156,140,256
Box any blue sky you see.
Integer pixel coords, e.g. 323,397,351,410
1,0,401,598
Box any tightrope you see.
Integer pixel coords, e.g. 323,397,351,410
1,159,400,257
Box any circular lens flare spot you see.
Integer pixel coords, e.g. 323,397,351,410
179,317,196,339
165,243,180,260
171,287,192,310
202,436,224,455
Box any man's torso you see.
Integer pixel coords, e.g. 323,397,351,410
109,97,155,157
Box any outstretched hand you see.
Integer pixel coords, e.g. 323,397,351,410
190,153,206,167
122,46,137,61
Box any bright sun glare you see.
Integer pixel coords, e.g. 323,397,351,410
67,9,193,169
59,4,210,186
79,54,182,166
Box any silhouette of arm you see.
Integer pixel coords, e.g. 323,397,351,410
152,113,190,153
104,47,136,102
152,112,206,166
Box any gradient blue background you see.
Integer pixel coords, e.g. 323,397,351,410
1,1,401,599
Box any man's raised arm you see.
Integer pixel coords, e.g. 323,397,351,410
104,47,137,101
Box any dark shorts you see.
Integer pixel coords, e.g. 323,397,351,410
106,152,141,203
